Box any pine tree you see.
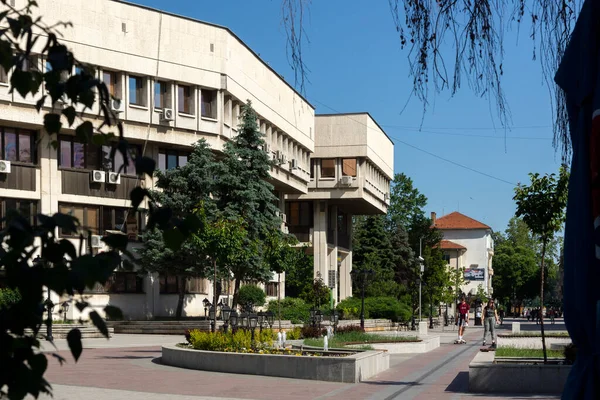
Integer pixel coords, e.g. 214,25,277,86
139,139,217,319
214,101,282,307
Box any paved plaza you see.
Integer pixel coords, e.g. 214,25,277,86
31,319,565,400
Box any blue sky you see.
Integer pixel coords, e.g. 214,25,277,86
133,0,562,233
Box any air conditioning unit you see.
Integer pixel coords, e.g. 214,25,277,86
275,150,283,162
384,193,390,201
90,170,105,183
0,160,11,174
261,143,271,153
161,108,174,121
90,235,103,248
340,176,353,186
107,172,121,184
280,154,288,166
267,152,275,161
110,98,124,114
291,159,299,170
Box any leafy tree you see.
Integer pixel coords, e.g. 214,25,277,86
492,240,538,310
387,173,427,231
237,285,266,308
214,101,281,307
352,216,398,297
138,140,217,319
283,250,314,299
514,165,569,363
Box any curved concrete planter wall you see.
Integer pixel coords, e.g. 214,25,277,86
161,345,389,383
346,336,440,354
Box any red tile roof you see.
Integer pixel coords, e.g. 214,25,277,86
439,240,466,250
433,211,491,230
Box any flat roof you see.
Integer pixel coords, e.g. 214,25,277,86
315,112,394,145
113,0,315,109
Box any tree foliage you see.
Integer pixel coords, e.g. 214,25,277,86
513,165,569,363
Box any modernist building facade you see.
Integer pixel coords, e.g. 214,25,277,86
433,211,495,312
0,0,393,320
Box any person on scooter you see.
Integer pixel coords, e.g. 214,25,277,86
456,295,470,343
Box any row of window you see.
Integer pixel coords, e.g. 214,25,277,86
1,128,36,164
0,198,38,228
309,158,357,179
58,203,143,239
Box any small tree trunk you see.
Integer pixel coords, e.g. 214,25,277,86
176,276,187,320
213,259,218,332
231,277,241,310
540,239,548,363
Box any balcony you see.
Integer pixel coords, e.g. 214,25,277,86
61,169,138,200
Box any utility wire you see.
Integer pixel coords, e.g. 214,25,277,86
312,99,518,187
381,124,551,132
382,126,551,140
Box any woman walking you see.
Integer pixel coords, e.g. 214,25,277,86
482,300,500,348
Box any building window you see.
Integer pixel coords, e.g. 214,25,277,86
21,56,38,72
1,128,35,164
101,145,139,175
159,275,206,294
443,254,451,264
154,81,169,109
0,198,38,228
286,202,313,227
342,158,357,177
158,149,189,172
0,67,7,84
321,159,335,178
58,136,98,169
129,75,146,106
59,203,100,236
86,272,144,294
177,84,194,114
265,282,279,297
201,89,217,119
310,159,315,179
337,211,348,234
103,70,118,98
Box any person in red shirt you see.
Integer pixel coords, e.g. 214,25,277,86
456,295,470,343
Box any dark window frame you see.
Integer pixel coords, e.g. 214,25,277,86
321,159,336,178
178,84,194,115
266,282,279,297
200,89,217,119
103,70,118,98
1,127,36,165
341,158,357,177
0,198,38,229
158,149,189,172
58,202,144,240
129,75,146,107
85,272,144,294
159,274,207,295
154,80,169,109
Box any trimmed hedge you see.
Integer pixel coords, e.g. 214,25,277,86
336,296,411,322
238,285,266,308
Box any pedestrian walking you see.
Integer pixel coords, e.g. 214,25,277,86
482,299,500,348
455,295,470,344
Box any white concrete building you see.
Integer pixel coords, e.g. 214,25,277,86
287,113,393,302
0,0,393,319
432,212,494,303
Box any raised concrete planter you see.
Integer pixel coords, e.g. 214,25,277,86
497,334,571,349
161,344,389,383
469,351,570,394
345,336,439,354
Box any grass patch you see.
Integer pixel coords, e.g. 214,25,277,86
495,347,565,358
502,332,570,338
304,331,418,348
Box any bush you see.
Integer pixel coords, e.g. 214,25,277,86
267,297,310,324
285,326,302,340
336,325,364,334
0,288,20,310
188,329,274,352
238,285,266,308
336,296,411,322
300,326,327,339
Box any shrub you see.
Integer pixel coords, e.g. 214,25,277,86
238,285,266,308
336,325,364,334
285,326,302,340
0,288,21,310
336,296,411,322
300,326,327,339
267,297,310,324
188,328,274,352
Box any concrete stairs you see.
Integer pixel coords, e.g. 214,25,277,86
27,324,114,339
108,320,225,335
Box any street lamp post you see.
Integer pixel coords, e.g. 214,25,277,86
266,311,275,330
249,313,258,345
350,267,374,331
208,306,216,333
229,311,238,334
221,305,232,333
44,297,54,341
330,310,339,334
60,301,69,323
418,256,424,323
203,298,210,319
257,311,266,333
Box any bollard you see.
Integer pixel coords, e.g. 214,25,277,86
512,322,520,334
277,331,283,348
324,335,328,352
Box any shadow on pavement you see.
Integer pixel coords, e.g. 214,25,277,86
363,380,421,387
445,371,468,393
97,355,156,360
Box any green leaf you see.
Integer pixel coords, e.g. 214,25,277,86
135,156,156,177
89,311,109,338
62,106,76,126
104,305,123,320
101,233,128,250
43,113,62,135
130,187,149,211
75,121,93,143
35,95,47,112
163,227,185,251
66,328,83,361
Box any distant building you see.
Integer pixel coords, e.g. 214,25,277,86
432,211,494,307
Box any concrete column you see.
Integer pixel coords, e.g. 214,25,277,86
328,205,338,290
39,133,59,215
313,200,328,279
145,272,159,320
